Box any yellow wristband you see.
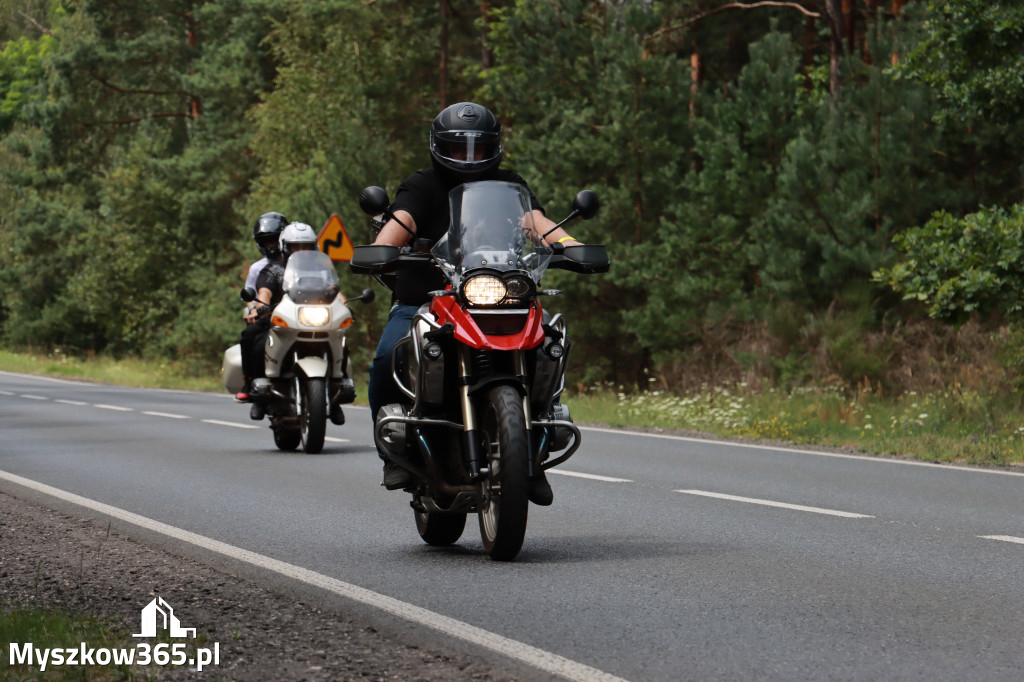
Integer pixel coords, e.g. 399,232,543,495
556,235,575,244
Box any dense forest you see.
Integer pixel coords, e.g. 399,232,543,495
1,0,1022,395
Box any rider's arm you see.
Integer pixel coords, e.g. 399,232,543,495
532,210,582,247
374,210,417,247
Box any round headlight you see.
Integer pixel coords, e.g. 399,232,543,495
504,276,532,298
298,306,331,327
462,275,506,305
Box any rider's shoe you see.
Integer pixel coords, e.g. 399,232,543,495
329,402,345,425
249,402,266,420
528,471,553,506
382,461,415,490
234,381,252,403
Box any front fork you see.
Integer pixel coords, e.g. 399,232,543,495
458,346,486,480
457,347,536,481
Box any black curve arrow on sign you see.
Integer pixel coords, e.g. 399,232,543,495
321,232,345,254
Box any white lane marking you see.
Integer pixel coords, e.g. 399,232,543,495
980,535,1024,546
143,411,190,420
676,489,874,519
0,390,15,395
0,370,84,385
202,419,259,430
55,399,88,406
583,426,1024,478
549,470,632,483
0,470,630,682
94,404,133,412
21,394,47,400
324,436,350,443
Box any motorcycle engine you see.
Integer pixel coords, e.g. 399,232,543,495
377,403,409,453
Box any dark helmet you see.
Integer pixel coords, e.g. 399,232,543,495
429,102,503,180
252,212,288,258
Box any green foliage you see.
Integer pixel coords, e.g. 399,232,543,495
877,204,1024,324
2,0,1023,397
0,33,53,131
898,0,1024,126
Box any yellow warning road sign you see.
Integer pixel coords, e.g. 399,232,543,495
317,214,354,262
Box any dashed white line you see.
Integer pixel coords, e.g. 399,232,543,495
0,469,631,682
21,394,47,400
324,436,351,443
142,411,190,420
55,399,88,406
549,470,632,483
94,404,133,412
980,535,1024,546
676,489,874,519
202,419,259,430
0,390,15,395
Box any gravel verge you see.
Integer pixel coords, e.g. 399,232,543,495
0,489,521,681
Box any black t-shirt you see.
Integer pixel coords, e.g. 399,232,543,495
390,167,544,305
255,262,286,308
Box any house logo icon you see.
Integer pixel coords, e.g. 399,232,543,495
132,597,197,638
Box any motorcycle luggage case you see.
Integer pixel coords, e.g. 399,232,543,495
222,343,245,393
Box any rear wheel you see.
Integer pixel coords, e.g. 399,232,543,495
273,427,301,451
300,377,327,454
477,385,530,561
415,510,467,546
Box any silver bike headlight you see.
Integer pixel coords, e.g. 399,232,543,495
462,275,506,306
297,306,331,327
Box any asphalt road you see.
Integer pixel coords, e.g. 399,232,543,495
2,370,1023,681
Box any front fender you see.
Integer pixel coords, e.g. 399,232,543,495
294,355,329,379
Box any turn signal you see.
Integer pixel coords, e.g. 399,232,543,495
338,318,353,329
271,316,288,327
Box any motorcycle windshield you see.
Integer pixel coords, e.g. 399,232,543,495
282,250,341,304
431,181,552,287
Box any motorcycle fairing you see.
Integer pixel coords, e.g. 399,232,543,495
430,295,545,351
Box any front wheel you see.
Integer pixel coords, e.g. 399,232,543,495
415,510,467,546
477,384,530,561
300,377,327,454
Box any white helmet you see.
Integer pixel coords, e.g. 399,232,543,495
280,222,318,256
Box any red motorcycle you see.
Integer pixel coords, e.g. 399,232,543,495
352,180,609,560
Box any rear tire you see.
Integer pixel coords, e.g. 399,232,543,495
415,510,467,546
301,377,327,454
477,385,530,561
274,427,301,451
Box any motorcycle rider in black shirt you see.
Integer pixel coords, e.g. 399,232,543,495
368,102,581,502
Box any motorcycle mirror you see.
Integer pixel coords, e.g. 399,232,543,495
358,287,375,304
573,190,600,219
240,287,256,302
542,189,601,240
359,186,390,216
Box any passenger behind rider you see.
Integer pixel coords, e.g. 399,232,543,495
367,101,581,503
244,222,321,420
237,212,289,404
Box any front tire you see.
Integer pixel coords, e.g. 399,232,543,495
300,377,327,454
477,385,530,561
415,510,467,546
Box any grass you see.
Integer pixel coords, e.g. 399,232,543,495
571,382,1024,468
2,349,1022,469
0,605,146,680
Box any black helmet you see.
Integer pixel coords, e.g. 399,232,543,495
252,212,288,258
429,102,503,179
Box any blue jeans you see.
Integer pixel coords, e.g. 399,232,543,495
368,304,418,458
